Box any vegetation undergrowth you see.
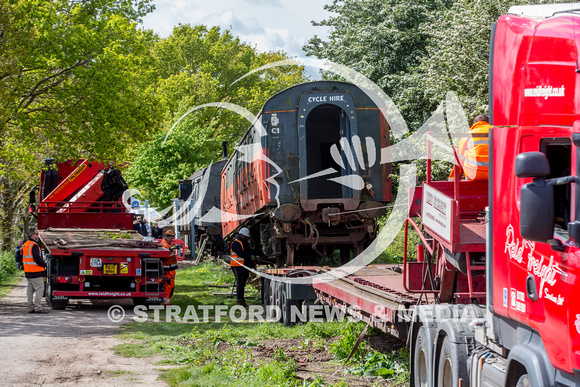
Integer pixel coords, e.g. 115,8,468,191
329,323,409,383
115,260,410,386
0,251,24,298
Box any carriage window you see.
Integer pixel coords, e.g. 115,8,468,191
540,138,572,234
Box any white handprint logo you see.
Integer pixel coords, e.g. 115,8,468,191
327,135,376,190
289,135,377,190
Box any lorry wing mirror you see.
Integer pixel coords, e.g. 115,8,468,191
569,222,580,246
520,179,554,242
515,152,550,178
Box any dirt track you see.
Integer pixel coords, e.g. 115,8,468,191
0,278,168,386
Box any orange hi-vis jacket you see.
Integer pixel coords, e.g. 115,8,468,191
452,121,490,181
230,238,245,267
22,240,44,273
160,239,178,272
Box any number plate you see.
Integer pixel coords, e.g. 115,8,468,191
90,258,102,267
102,263,118,275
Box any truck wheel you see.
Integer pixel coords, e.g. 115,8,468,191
46,278,67,310
413,326,430,387
132,297,146,306
50,300,68,310
272,282,283,323
437,336,458,387
516,374,531,387
281,286,299,327
262,278,270,306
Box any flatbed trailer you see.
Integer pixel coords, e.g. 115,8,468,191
40,228,167,309
33,159,170,309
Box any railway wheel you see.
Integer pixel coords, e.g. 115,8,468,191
413,326,431,387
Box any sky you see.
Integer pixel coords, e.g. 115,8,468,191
141,0,332,59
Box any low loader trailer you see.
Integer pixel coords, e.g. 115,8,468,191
261,4,580,386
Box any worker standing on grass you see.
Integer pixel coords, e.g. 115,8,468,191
230,227,259,307
22,228,49,314
160,230,179,305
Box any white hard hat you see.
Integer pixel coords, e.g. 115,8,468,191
239,227,251,237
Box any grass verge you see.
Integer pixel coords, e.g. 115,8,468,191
115,260,409,386
0,250,24,298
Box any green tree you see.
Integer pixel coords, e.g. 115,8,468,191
304,0,453,113
127,25,307,208
0,0,159,249
305,0,571,130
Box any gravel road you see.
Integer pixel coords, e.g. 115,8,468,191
0,278,168,386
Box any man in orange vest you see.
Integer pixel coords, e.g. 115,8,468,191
230,227,259,307
160,230,178,305
22,228,49,313
450,114,490,181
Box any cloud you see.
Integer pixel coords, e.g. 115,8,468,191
141,0,331,57
243,0,282,5
204,9,265,35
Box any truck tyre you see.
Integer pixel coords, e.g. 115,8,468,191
281,286,299,327
262,278,271,306
47,281,67,310
266,281,283,323
273,281,283,323
132,297,146,306
413,326,430,387
516,374,531,387
437,336,459,387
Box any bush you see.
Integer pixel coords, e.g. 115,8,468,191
0,250,19,284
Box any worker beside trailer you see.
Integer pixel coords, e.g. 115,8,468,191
22,228,48,314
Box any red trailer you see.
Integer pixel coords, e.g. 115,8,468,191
261,4,580,386
34,159,168,309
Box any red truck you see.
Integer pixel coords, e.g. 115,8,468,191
260,4,580,386
32,159,168,309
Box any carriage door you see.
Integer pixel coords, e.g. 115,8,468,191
298,92,358,201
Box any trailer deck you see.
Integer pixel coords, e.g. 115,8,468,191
312,264,431,338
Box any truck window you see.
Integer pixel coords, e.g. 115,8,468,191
540,138,572,233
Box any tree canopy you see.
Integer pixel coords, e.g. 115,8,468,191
305,0,570,130
0,0,158,248
125,25,307,208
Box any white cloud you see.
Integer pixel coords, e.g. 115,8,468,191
203,9,265,35
141,0,330,57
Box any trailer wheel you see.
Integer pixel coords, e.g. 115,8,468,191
437,336,458,387
46,264,68,310
132,297,146,306
262,278,270,306
281,286,299,327
516,374,531,387
46,281,67,310
413,326,430,387
268,281,283,323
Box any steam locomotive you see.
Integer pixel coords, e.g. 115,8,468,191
182,81,392,266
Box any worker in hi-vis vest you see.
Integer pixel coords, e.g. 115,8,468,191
450,114,490,181
230,227,262,307
160,230,179,305
22,228,49,314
